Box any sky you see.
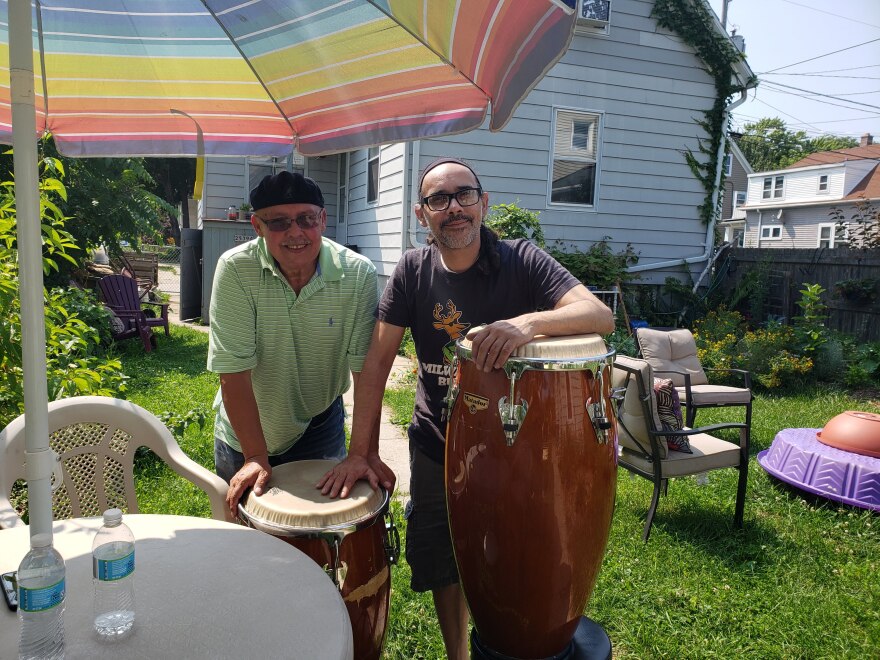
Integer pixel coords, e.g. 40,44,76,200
705,0,880,143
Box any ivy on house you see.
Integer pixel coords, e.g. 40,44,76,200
651,0,756,226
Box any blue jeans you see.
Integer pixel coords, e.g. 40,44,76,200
214,396,347,483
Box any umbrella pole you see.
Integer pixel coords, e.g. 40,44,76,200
10,0,54,543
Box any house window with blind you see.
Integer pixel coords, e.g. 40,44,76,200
762,175,784,199
550,109,600,206
367,146,380,204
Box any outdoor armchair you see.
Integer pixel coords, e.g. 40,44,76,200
635,327,753,429
99,273,169,352
0,396,231,528
612,355,749,541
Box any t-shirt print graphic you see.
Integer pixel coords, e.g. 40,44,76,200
432,299,470,368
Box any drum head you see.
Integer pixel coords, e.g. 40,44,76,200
240,459,385,532
458,331,609,360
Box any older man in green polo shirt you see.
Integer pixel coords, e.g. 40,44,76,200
208,171,395,517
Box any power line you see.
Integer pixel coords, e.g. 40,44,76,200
776,0,880,30
761,81,880,112
764,74,880,80
766,64,880,75
758,37,880,75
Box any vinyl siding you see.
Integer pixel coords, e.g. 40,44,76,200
743,206,846,249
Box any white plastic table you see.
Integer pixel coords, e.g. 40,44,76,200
0,514,353,659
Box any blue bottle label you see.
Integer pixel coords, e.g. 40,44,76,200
18,578,65,612
94,550,135,581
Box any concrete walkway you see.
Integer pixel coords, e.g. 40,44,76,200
167,295,413,496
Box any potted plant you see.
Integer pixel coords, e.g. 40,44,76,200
239,203,253,222
834,277,878,304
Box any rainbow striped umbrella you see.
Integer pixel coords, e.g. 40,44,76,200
3,0,576,544
1,0,576,157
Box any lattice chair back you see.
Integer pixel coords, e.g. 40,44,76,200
0,397,231,528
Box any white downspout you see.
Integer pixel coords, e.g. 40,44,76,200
756,210,763,248
628,89,749,274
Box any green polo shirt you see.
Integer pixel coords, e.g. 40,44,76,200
207,237,378,455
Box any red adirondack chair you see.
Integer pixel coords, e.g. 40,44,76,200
98,274,169,352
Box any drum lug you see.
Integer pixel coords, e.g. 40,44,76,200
498,396,528,446
587,369,613,445
384,512,401,566
321,535,347,588
441,355,460,422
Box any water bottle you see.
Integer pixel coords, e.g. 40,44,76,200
17,533,65,660
92,508,135,640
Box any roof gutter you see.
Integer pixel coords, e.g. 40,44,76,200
628,88,749,274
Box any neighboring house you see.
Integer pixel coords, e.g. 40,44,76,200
194,0,755,319
739,134,880,249
718,136,754,247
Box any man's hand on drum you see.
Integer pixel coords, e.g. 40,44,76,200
467,318,534,372
317,453,395,499
226,455,272,518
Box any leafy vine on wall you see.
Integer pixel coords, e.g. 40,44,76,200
651,0,756,226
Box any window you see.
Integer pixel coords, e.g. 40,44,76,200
573,0,611,35
337,153,349,225
818,222,846,248
818,174,829,193
761,225,782,240
762,175,784,199
551,109,600,206
723,154,732,176
247,155,304,201
367,146,380,204
733,190,746,209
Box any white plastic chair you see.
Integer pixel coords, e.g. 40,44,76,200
0,396,230,528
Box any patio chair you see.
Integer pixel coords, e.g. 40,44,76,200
612,355,749,541
635,327,753,429
0,396,231,528
99,273,169,352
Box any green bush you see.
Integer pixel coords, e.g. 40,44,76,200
485,201,545,248
549,237,639,290
0,155,127,427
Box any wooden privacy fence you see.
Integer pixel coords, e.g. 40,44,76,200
721,247,880,341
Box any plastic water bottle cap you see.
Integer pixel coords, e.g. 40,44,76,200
103,508,123,524
31,533,52,548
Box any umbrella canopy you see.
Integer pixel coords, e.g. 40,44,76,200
1,0,576,157
2,0,576,543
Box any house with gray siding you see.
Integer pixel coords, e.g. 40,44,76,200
194,0,755,317
739,135,880,249
718,138,753,247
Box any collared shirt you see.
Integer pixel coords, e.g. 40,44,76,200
208,236,377,455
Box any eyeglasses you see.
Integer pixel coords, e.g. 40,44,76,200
257,212,322,232
421,187,482,212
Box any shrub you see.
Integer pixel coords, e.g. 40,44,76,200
485,202,545,248
0,155,127,427
549,237,639,290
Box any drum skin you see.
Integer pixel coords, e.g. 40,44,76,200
278,518,390,660
446,360,617,659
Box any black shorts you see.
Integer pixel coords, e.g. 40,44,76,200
405,439,459,593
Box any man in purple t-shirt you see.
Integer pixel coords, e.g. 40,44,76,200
319,158,614,659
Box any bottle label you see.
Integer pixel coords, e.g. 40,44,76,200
94,550,135,581
18,578,65,612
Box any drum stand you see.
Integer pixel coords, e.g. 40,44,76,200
469,616,611,660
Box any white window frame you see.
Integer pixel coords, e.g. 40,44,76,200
818,174,829,193
733,190,746,209
723,153,732,177
761,225,782,240
548,107,602,209
762,175,784,200
817,222,847,248
574,0,611,36
367,146,380,205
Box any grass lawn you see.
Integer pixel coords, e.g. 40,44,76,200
120,327,879,659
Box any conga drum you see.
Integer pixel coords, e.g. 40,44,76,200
445,333,617,659
237,460,399,660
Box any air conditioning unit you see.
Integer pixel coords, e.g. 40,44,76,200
575,0,611,35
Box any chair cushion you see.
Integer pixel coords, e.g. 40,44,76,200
638,328,708,387
680,384,751,406
613,356,667,459
619,432,741,477
654,378,689,453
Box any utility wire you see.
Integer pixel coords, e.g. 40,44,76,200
765,64,880,75
776,0,880,30
761,81,880,111
758,37,880,75
761,82,880,113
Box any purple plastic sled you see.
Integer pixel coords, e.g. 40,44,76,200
757,428,880,512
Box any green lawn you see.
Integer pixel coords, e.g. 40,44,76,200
120,327,879,659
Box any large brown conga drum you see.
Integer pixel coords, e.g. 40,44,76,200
445,334,617,659
238,460,399,660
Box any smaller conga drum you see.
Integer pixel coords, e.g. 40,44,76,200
238,460,399,660
446,333,617,659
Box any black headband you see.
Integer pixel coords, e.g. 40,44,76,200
417,157,482,197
